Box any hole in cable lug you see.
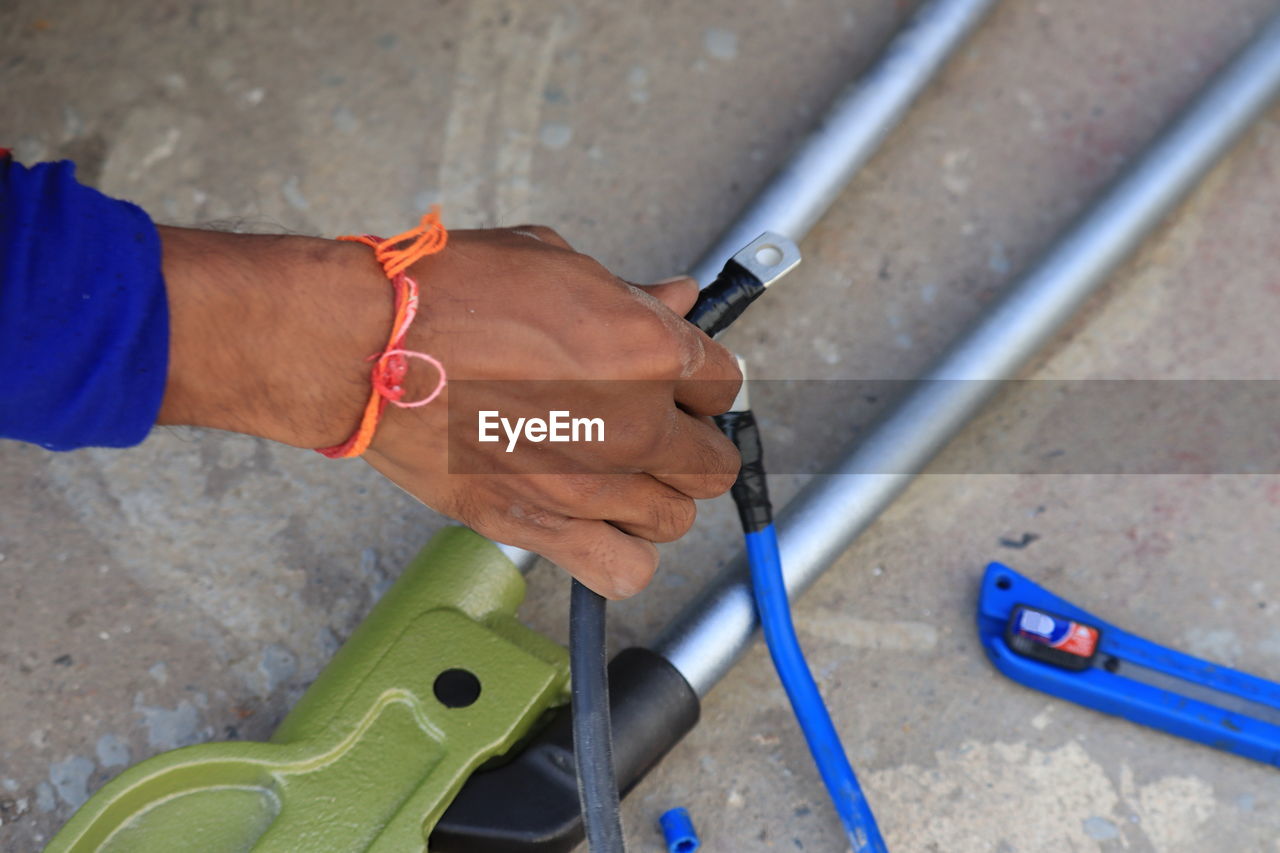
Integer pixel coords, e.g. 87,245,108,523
754,244,783,267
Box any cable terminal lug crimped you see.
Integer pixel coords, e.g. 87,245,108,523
730,232,801,287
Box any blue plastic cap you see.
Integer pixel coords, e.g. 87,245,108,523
659,807,700,853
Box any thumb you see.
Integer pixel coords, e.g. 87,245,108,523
638,275,699,316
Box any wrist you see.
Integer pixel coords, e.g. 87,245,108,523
156,226,391,448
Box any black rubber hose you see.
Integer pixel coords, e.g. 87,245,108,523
569,580,625,853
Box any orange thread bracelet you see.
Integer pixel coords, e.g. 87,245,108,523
315,209,448,459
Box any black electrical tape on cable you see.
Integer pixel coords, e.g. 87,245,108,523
684,259,767,337
569,580,625,853
714,410,773,534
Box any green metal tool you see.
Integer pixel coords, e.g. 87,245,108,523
46,527,570,853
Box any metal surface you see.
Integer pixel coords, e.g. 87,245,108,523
731,231,801,287
655,9,1280,697
728,356,751,412
496,541,541,575
687,0,1000,287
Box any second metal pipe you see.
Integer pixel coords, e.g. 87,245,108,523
656,9,1280,697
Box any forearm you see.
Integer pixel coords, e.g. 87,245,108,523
5,154,743,597
155,226,389,449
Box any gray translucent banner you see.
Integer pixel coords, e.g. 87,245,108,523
446,380,1280,475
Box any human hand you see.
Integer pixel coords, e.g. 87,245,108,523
157,224,742,598
364,226,742,598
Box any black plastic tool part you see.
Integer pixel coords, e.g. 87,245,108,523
431,647,701,853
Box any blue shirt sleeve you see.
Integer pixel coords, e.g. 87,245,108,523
0,156,169,450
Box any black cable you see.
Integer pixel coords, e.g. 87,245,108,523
569,580,625,852
569,251,774,853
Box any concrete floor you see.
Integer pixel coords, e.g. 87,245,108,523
4,0,1280,850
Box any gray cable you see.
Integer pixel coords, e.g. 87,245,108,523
570,580,625,853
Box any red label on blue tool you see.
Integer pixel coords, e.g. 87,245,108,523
1006,605,1100,671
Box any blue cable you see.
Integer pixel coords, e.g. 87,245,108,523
716,394,886,849
744,523,888,853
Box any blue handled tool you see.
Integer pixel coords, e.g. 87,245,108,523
978,563,1280,766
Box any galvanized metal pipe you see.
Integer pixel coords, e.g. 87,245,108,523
655,10,1280,698
499,0,1001,579
688,0,1000,286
